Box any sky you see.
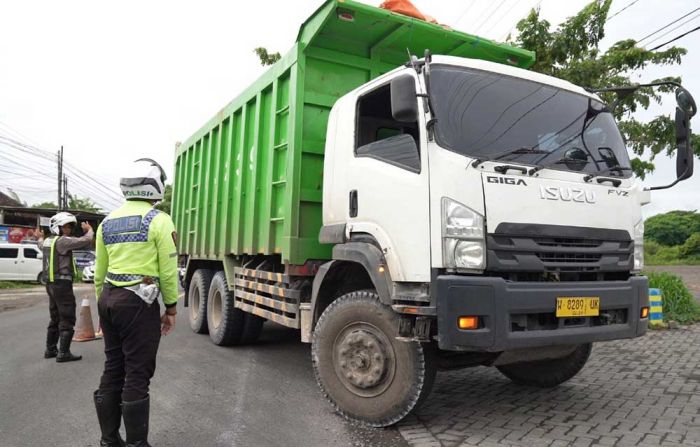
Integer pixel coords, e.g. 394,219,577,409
0,0,698,216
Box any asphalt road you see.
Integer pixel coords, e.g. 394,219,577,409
0,287,405,447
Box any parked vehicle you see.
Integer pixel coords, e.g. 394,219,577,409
73,250,96,270
0,242,44,283
172,0,696,426
82,263,95,283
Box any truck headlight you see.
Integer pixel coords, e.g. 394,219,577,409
442,198,485,270
633,219,644,272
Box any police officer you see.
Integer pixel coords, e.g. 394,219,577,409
42,212,94,362
93,159,178,447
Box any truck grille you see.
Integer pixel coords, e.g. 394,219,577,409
486,223,633,275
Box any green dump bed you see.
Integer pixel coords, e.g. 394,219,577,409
172,0,535,265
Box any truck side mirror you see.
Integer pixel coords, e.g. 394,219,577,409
390,75,418,123
675,107,694,181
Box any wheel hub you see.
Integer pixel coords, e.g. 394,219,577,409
333,324,395,397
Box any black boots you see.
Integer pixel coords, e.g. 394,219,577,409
44,329,59,359
122,396,151,447
94,391,126,447
56,330,82,363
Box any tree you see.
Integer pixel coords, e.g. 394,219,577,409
645,210,700,246
32,195,101,212
32,201,58,209
511,0,698,179
155,184,172,214
254,47,281,66
67,194,100,212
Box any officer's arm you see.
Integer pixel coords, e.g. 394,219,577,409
154,214,179,308
94,225,108,299
55,228,95,254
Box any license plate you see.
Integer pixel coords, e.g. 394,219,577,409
556,297,600,317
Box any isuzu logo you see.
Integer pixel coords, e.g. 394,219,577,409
539,185,596,203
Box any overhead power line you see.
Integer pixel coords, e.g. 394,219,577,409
636,7,700,44
453,0,477,28
607,0,642,22
649,25,700,51
0,135,123,209
483,0,520,36
474,0,509,33
643,12,700,47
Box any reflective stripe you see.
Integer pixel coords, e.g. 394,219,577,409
106,272,159,283
102,209,160,245
49,237,57,283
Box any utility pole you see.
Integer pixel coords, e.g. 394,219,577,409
63,174,68,210
57,146,63,211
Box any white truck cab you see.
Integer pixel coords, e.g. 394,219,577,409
319,53,694,356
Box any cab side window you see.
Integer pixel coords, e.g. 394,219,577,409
0,248,18,259
355,83,421,173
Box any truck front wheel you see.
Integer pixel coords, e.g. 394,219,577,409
496,343,592,388
189,269,213,334
312,290,436,427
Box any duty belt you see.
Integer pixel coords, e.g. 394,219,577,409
53,274,73,282
106,272,159,284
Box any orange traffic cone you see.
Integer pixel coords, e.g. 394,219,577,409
73,298,100,342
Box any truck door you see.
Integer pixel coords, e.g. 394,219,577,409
0,246,20,280
336,74,431,282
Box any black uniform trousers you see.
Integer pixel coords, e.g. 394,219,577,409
98,284,161,403
46,280,77,332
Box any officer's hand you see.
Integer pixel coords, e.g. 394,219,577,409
81,222,93,233
161,313,176,335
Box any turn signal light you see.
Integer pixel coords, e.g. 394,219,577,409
641,307,649,319
458,316,479,330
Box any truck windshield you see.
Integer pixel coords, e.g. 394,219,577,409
428,65,632,176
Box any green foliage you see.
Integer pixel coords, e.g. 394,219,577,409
646,271,700,324
0,281,37,289
32,195,100,212
67,194,100,213
32,201,58,209
680,233,700,258
645,210,700,246
254,47,281,66
155,184,172,214
513,0,697,178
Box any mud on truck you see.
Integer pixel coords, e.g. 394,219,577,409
172,0,696,427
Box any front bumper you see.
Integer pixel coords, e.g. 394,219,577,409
436,275,648,352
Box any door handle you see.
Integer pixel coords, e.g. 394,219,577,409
349,190,358,218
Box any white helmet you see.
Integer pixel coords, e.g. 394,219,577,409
120,158,167,201
50,212,77,235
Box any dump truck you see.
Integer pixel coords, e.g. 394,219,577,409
172,0,697,426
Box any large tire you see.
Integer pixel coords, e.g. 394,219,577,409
37,272,47,285
312,290,436,427
207,271,263,346
240,313,264,344
189,269,213,334
496,343,592,388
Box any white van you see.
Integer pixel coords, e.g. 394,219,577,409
0,243,44,283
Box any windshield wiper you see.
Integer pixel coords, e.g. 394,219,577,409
471,147,548,168
583,166,632,182
528,154,592,176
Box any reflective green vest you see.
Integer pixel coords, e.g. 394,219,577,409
94,200,179,306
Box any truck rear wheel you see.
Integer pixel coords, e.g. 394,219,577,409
207,271,264,345
312,290,436,427
496,343,592,387
189,269,213,334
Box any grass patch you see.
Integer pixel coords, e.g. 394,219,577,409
645,271,700,324
645,240,700,266
0,281,41,290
